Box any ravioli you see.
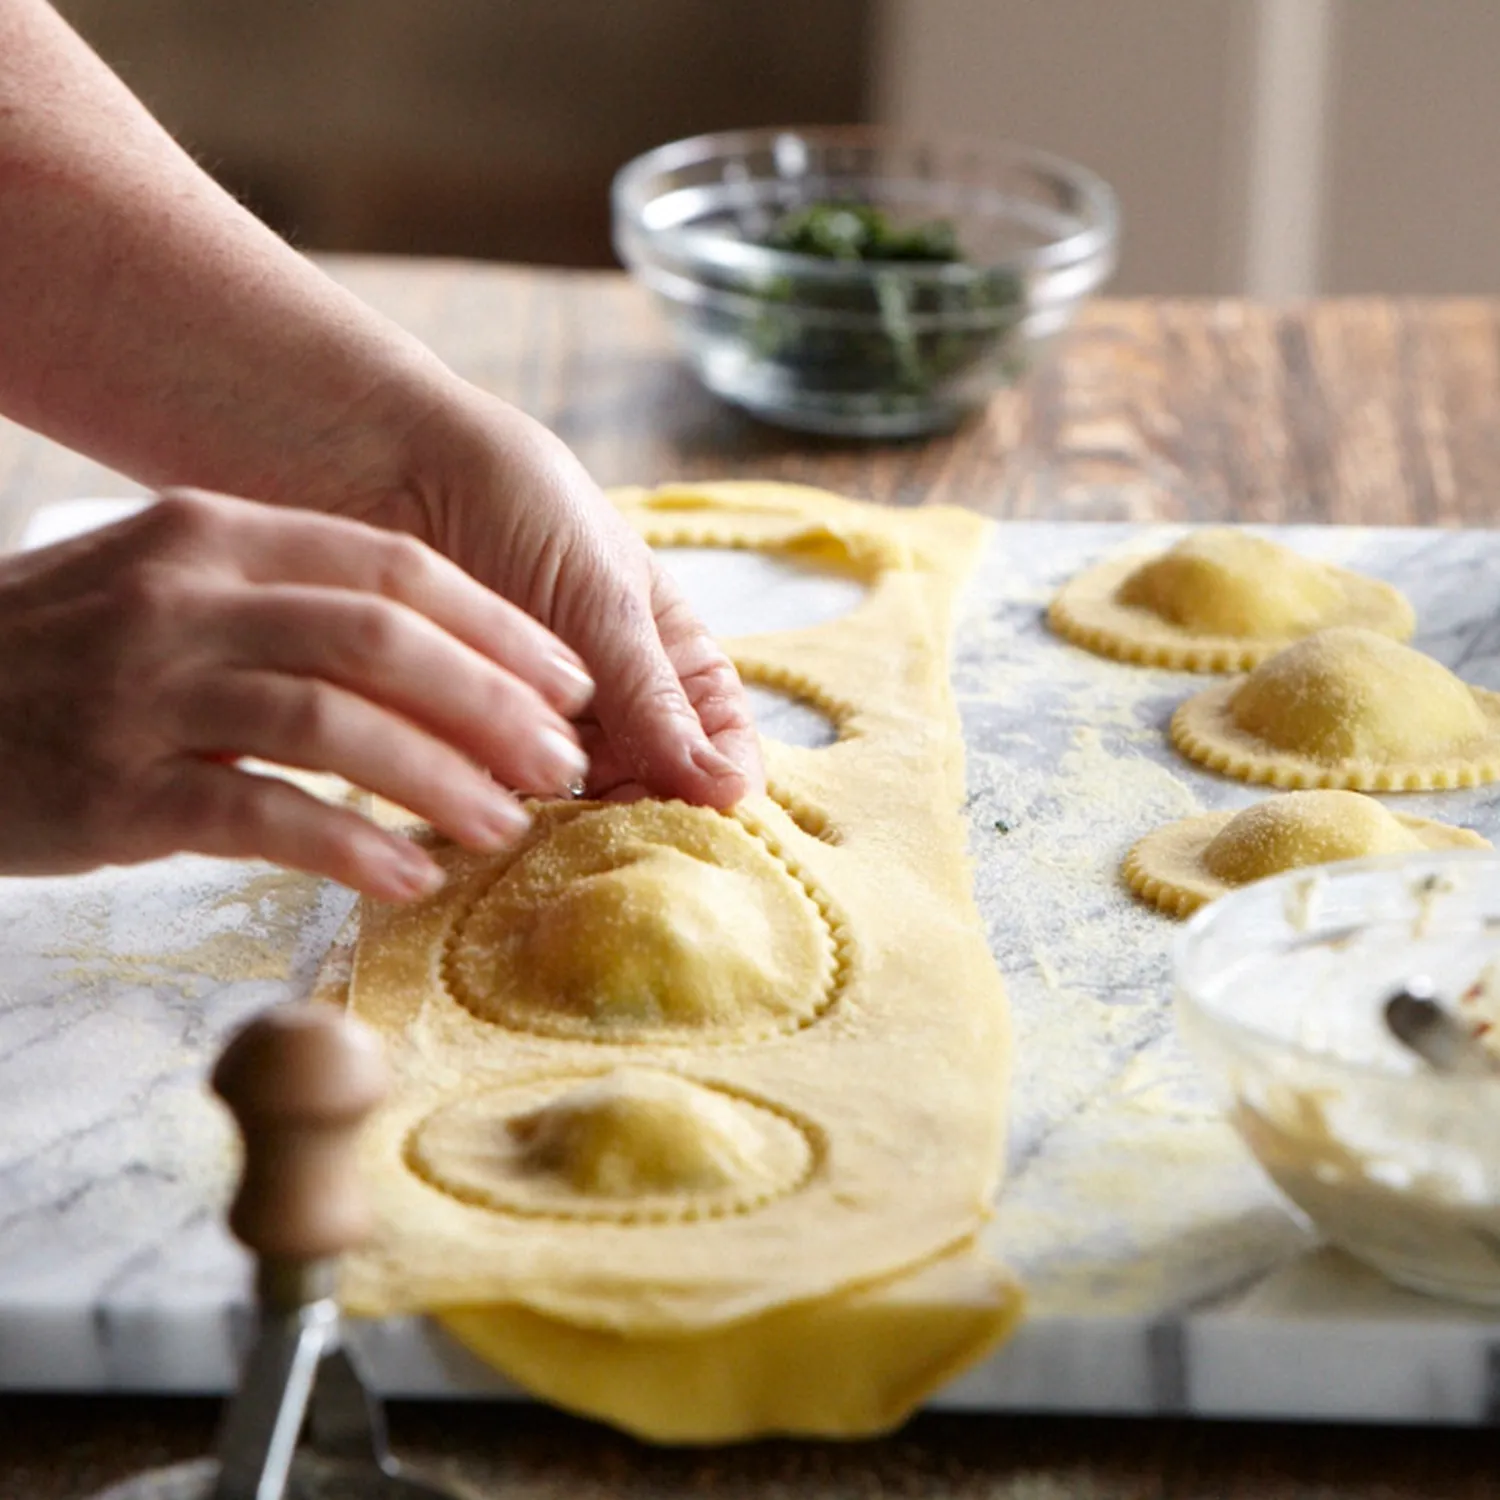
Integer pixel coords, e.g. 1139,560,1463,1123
1171,627,1500,789
1048,529,1414,672
408,1068,814,1222
1123,790,1490,918
448,801,839,1045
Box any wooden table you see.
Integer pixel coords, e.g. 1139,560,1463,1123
2,258,1497,1499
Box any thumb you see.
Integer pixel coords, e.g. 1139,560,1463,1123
568,567,758,809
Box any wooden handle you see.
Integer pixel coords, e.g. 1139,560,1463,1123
212,1004,389,1262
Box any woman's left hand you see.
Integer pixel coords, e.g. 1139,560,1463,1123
349,389,764,809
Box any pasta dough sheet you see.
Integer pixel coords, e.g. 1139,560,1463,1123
323,482,1019,1439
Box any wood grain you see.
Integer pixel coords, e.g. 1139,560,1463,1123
2,257,1498,1498
4,258,1500,531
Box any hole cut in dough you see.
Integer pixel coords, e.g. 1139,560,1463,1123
1171,627,1500,789
407,1068,815,1223
446,801,841,1045
1048,529,1414,672
742,679,843,751
1123,790,1490,918
653,539,871,639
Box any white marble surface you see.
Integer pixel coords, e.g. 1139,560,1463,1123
3,505,1500,1424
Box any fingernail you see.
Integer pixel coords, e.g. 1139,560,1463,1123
381,841,445,900
538,724,590,786
549,654,595,713
470,793,532,851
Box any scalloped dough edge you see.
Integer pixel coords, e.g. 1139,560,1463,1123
1170,681,1500,791
1122,805,1491,918
1048,548,1415,675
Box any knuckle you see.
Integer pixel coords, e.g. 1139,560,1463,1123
340,598,403,667
146,489,226,550
474,670,524,730
281,682,339,754
374,532,434,597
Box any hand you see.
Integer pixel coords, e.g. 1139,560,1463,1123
0,488,596,899
360,391,765,808
0,0,760,818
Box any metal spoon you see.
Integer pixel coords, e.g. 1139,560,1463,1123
1383,977,1500,1077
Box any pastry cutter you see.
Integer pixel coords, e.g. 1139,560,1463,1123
86,1004,465,1500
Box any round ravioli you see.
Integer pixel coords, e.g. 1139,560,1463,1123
1123,790,1490,917
1048,529,1414,672
447,801,839,1044
1171,627,1500,789
407,1068,815,1223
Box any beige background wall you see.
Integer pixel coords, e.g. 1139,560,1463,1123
53,0,1500,296
1323,0,1500,294
874,0,1500,298
56,0,870,266
872,0,1245,295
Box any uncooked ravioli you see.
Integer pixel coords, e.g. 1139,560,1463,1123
447,800,840,1045
1048,529,1413,672
408,1067,815,1223
1123,790,1491,918
1170,627,1500,789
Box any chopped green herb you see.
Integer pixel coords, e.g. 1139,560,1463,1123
993,819,1012,835
745,199,1027,413
763,203,961,264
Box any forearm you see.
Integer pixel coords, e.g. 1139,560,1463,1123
0,2,758,813
0,0,464,513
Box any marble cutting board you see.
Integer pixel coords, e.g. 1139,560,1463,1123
3,501,1500,1426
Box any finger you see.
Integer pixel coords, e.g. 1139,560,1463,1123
580,599,747,808
147,489,595,716
211,586,588,795
555,542,757,809
151,758,448,902
651,567,765,795
178,670,536,853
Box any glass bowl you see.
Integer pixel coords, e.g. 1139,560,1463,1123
611,126,1118,438
1175,850,1500,1306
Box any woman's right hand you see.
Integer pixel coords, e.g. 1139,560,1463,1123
0,488,595,899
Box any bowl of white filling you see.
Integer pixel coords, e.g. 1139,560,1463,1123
1176,849,1500,1305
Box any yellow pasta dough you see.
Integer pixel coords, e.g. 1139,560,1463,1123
439,1239,1018,1445
407,1068,814,1222
322,482,1019,1443
1171,627,1500,789
1123,790,1490,918
1048,528,1414,672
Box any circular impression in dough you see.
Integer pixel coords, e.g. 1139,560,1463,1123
1171,627,1500,790
406,1067,816,1223
1048,528,1414,672
1123,790,1490,918
446,801,840,1045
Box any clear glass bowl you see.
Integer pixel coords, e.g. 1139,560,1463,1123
611,126,1118,438
1175,850,1500,1305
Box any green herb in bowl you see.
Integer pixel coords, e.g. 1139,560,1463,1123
747,200,1027,413
612,128,1118,436
761,202,961,263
